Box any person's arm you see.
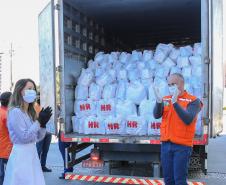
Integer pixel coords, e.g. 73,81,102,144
173,99,201,125
7,108,43,144
153,102,164,119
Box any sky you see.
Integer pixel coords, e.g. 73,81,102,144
0,0,226,92
0,0,49,91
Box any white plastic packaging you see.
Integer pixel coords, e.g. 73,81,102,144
96,72,111,87
89,83,102,101
126,81,147,105
147,116,162,136
75,85,88,100
74,99,96,118
102,83,117,99
177,56,190,68
84,116,105,135
78,68,94,86
115,100,137,118
125,116,147,136
105,116,126,135
96,99,116,117
139,99,156,117
115,80,127,100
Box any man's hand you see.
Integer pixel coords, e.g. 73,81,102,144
171,85,180,104
153,86,163,103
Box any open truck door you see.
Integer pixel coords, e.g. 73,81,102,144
38,0,57,135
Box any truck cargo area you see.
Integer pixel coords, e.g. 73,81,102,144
65,0,201,50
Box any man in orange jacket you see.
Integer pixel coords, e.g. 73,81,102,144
0,92,12,185
153,73,202,185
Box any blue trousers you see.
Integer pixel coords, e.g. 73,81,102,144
161,142,192,185
36,132,52,167
0,158,7,185
58,132,73,174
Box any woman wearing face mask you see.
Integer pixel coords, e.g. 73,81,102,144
3,79,52,185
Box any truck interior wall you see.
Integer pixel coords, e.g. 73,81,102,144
62,0,202,133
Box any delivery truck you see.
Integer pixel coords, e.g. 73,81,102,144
38,0,224,184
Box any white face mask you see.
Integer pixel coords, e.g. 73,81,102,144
168,85,177,95
23,89,37,103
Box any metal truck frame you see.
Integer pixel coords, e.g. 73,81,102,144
39,0,224,184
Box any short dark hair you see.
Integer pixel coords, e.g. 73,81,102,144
0,91,12,107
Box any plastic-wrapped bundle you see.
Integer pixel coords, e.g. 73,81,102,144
184,83,193,94
75,85,88,100
115,80,127,100
182,66,192,78
180,45,193,57
96,72,111,87
162,57,176,68
154,49,167,64
88,60,97,71
115,100,137,118
94,52,104,62
125,116,147,136
119,52,129,64
156,43,173,55
128,69,140,81
72,116,85,134
84,116,105,134
137,61,146,70
193,43,202,56
169,48,180,62
190,76,203,89
146,59,158,71
78,68,94,86
108,69,117,83
142,79,153,95
125,62,136,70
189,55,202,66
155,66,170,78
148,83,156,101
117,69,127,81
170,66,182,75
139,99,156,117
192,65,202,77
131,50,142,61
74,99,96,118
140,68,152,79
95,67,105,77
105,116,126,135
177,56,190,68
102,83,117,99
126,81,147,105
142,50,153,61
153,77,169,97
89,83,102,101
146,116,162,136
96,99,116,117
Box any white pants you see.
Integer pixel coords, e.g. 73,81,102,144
3,143,45,185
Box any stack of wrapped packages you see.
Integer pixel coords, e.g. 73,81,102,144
72,43,203,136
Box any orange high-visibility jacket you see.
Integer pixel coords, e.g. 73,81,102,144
160,91,201,147
0,106,13,159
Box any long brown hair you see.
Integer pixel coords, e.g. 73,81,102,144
9,78,37,121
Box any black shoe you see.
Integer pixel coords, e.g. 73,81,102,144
59,174,65,179
42,166,52,172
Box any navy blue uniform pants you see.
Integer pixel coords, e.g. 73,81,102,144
161,141,192,185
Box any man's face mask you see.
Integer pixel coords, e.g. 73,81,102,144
23,89,37,103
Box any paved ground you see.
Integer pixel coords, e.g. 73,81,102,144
43,132,226,185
